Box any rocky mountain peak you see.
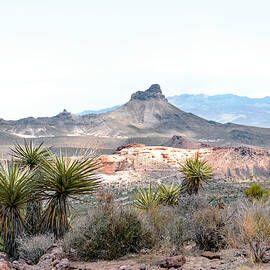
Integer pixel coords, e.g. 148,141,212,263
130,84,167,101
55,109,73,119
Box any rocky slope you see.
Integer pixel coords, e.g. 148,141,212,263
1,84,270,148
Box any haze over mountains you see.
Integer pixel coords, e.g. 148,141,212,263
79,92,270,128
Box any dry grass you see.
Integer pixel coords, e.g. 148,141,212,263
237,204,270,263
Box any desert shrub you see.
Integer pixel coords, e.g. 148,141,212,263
141,206,185,249
64,204,155,261
236,203,270,263
162,208,186,249
209,196,227,209
191,206,230,251
177,194,210,241
244,184,270,203
17,234,54,264
178,194,209,220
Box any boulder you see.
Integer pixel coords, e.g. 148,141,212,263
201,251,221,260
139,264,147,270
0,259,11,270
156,255,186,268
55,258,71,270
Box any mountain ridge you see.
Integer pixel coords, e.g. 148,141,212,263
78,93,270,128
1,84,270,149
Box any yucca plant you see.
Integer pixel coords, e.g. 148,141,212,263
0,161,35,258
133,184,161,212
158,183,182,206
38,154,101,239
10,139,49,235
10,139,49,170
180,154,213,195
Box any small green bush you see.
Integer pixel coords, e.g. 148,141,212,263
245,184,270,203
17,234,54,264
64,206,155,261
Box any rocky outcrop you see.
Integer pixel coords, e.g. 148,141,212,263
130,84,167,101
98,145,270,180
98,155,136,175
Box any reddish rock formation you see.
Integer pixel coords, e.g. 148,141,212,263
98,155,136,175
98,145,270,180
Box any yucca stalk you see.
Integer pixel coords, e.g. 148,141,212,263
180,154,213,195
158,183,182,206
133,184,161,212
0,161,35,258
10,139,49,235
38,153,101,239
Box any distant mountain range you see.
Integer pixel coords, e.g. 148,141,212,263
78,105,121,115
79,93,270,128
1,84,270,150
168,94,270,128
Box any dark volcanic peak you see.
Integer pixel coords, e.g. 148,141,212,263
130,84,167,101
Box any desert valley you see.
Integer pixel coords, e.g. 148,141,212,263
1,85,270,270
2,2,270,269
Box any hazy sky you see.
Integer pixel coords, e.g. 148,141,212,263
1,0,270,119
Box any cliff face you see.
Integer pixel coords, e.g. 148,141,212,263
98,144,270,180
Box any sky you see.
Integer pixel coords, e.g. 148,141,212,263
1,0,270,119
